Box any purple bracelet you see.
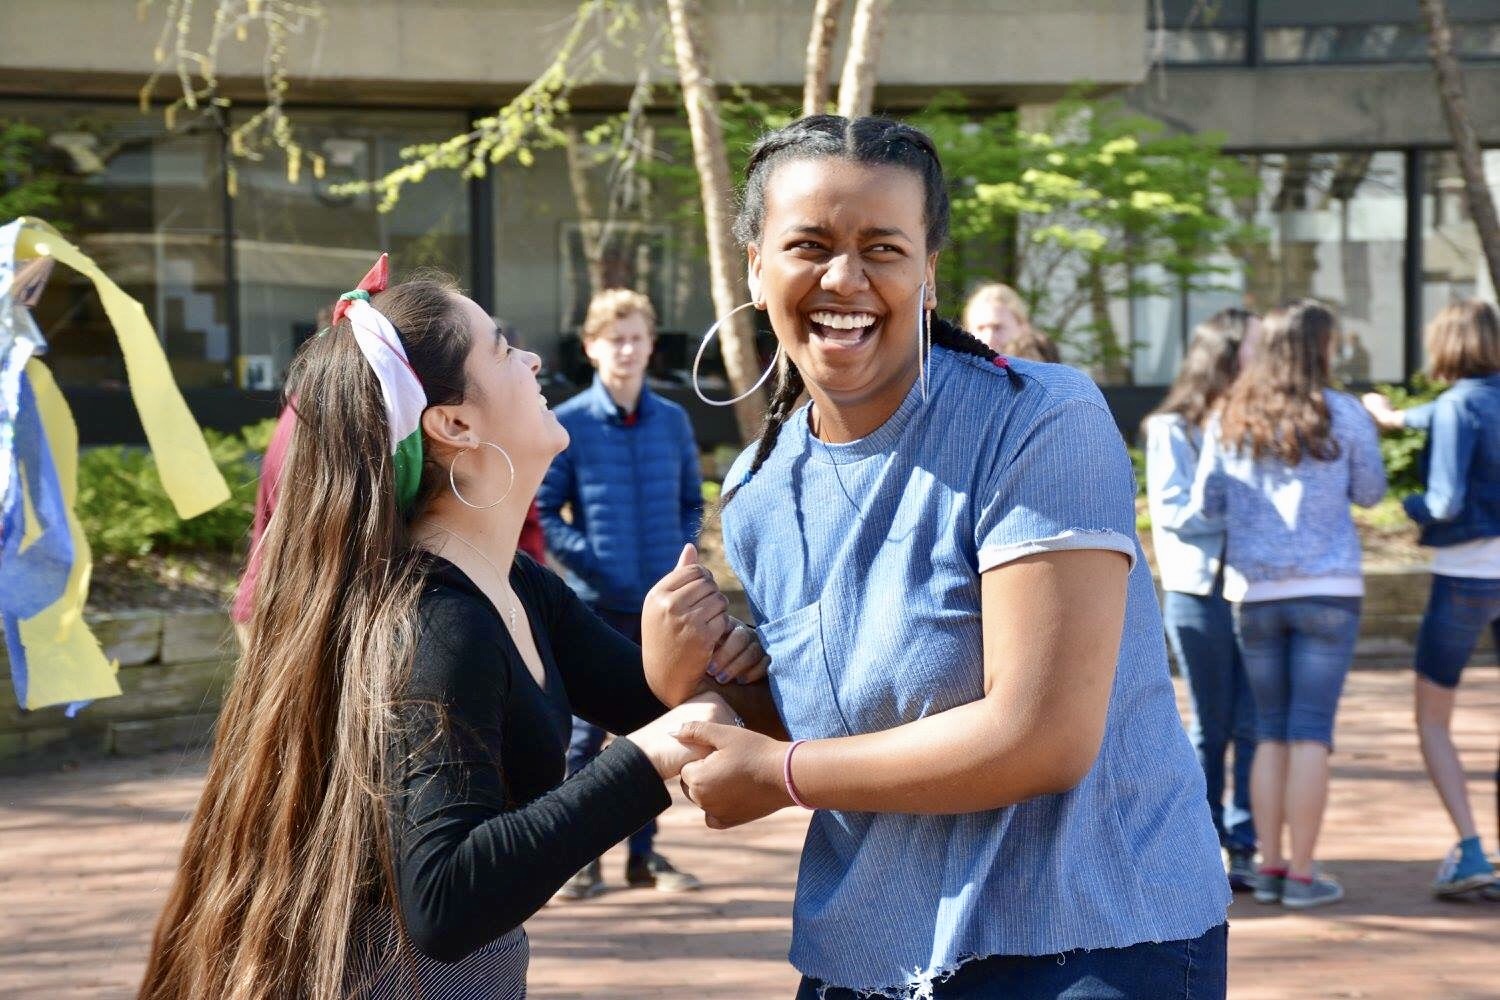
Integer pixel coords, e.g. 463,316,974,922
783,739,812,810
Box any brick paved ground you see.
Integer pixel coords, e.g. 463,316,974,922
1,669,1495,999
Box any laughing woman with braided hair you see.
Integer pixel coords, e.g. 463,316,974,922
671,116,1230,999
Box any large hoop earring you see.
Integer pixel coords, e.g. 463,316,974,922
449,441,515,510
692,301,784,407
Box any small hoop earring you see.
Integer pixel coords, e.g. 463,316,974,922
692,301,784,407
449,441,515,510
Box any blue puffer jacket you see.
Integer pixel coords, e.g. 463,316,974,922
1403,374,1500,547
537,376,703,612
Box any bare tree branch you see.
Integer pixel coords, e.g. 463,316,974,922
1420,0,1500,297
665,0,766,439
836,0,892,118
803,0,846,117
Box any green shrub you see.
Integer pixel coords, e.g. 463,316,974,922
77,419,275,557
1371,375,1445,497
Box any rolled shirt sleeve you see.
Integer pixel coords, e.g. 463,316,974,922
975,397,1139,573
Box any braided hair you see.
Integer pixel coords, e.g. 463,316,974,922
723,115,1021,504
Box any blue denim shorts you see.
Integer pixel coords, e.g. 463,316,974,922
1234,596,1361,748
1414,574,1500,689
794,923,1228,1000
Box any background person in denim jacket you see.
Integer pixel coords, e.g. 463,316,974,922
1143,307,1262,892
1364,299,1500,898
538,288,708,900
1190,300,1387,910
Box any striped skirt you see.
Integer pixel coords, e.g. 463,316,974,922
347,905,529,1000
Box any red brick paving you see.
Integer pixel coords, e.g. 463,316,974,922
1,670,1495,999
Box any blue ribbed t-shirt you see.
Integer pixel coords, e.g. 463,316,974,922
722,346,1229,997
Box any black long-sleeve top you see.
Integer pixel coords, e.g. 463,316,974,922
390,553,671,963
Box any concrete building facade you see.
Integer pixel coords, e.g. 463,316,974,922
2,1,1499,441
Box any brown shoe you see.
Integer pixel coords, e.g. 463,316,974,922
625,852,701,892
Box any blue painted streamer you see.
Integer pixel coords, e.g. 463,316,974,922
0,373,76,709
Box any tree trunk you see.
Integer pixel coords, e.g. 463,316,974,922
836,0,892,119
803,0,846,117
1421,0,1500,297
665,0,766,441
563,124,607,295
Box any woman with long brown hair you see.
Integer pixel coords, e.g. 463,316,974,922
1143,308,1262,892
1189,300,1386,910
139,262,766,999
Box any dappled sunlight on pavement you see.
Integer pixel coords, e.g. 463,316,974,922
0,670,1494,999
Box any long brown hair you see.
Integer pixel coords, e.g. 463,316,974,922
140,277,472,1000
1218,299,1340,465
1145,307,1256,432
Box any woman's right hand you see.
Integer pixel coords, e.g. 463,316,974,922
640,544,731,706
1361,391,1403,431
627,692,741,780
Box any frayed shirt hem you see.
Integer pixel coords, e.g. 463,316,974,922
977,528,1138,574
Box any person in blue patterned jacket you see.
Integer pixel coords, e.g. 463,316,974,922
538,288,707,900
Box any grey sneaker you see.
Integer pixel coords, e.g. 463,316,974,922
625,852,702,892
1226,848,1257,893
1282,872,1344,909
554,859,605,901
1253,868,1286,905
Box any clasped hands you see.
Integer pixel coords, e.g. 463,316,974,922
631,543,795,829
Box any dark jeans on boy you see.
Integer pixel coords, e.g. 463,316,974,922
566,608,656,858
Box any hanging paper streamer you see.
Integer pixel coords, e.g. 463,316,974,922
11,361,117,713
0,217,231,711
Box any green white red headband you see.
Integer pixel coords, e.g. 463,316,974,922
333,254,426,513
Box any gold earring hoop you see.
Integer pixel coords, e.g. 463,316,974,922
692,301,783,407
449,441,515,510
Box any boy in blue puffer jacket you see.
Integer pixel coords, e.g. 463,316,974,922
539,288,704,900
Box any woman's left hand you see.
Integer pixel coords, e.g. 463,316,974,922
674,722,792,829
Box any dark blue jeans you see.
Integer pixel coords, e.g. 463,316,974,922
1414,574,1500,689
794,923,1228,1000
1164,589,1257,852
1234,596,1361,750
565,607,656,859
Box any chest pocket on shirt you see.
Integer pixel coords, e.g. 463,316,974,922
756,600,852,741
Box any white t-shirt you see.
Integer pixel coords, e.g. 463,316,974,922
1432,536,1500,579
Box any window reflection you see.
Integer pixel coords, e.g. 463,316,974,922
232,109,472,388
1150,0,1250,65
1187,151,1407,385
1,102,230,389
1421,149,1500,367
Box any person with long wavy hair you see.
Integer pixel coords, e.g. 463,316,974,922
1142,308,1262,892
138,264,773,1000
1189,300,1386,910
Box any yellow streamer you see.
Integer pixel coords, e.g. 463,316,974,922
14,217,229,518
17,361,121,709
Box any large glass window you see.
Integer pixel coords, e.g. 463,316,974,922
1420,148,1500,365
1150,0,1251,65
1189,151,1408,385
492,116,714,386
232,109,472,388
0,101,230,389
1152,1,1500,66
1262,0,1500,64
